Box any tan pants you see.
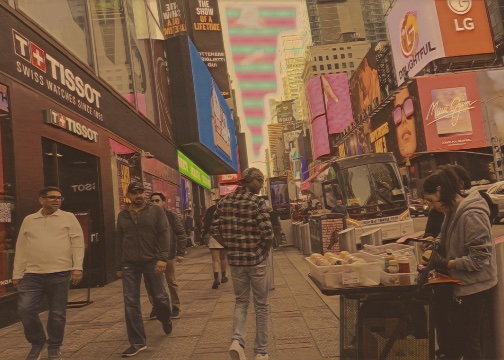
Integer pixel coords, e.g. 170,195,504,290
147,259,180,310
165,259,180,310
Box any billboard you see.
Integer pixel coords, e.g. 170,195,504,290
387,0,444,85
268,176,290,215
218,173,241,184
349,49,381,123
308,73,353,160
186,0,230,98
417,73,487,152
387,0,494,85
283,129,302,151
434,0,494,58
276,100,296,125
160,0,188,38
189,41,238,172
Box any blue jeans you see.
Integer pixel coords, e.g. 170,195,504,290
18,271,71,349
230,262,269,355
122,260,171,346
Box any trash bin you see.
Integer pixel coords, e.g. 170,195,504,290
301,223,311,255
360,229,382,246
292,222,299,249
338,227,357,253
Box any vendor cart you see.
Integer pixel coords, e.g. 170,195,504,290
309,240,439,359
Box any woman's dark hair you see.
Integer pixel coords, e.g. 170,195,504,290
441,164,471,190
422,167,461,207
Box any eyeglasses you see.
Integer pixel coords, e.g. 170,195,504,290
393,97,415,125
151,199,162,203
43,196,64,201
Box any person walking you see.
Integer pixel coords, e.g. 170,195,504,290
12,186,84,360
269,208,282,250
148,192,187,320
202,201,229,289
210,168,274,360
184,209,196,247
116,182,173,357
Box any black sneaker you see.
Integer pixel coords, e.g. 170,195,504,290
212,279,220,289
162,320,173,335
172,308,181,319
26,343,47,360
149,308,156,320
221,275,229,283
121,345,147,357
47,347,62,360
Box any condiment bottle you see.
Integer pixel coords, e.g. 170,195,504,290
384,249,394,270
397,257,411,285
388,260,399,285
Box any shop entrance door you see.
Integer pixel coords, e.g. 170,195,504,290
42,138,104,286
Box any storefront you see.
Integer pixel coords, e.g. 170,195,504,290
0,4,179,324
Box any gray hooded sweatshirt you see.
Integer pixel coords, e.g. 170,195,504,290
439,190,497,297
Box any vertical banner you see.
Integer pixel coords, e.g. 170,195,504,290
160,0,188,38
186,0,230,98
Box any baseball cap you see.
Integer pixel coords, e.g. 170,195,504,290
127,182,145,193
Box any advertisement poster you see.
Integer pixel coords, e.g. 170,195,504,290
189,41,238,172
152,41,174,140
218,173,241,184
276,100,296,125
283,130,302,151
476,69,504,144
160,0,188,38
349,48,382,123
417,73,487,152
268,176,290,214
308,73,354,134
311,116,331,159
186,0,230,97
386,0,444,85
434,0,493,58
219,184,239,196
211,80,232,157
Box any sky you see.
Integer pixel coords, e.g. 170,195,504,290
219,0,305,175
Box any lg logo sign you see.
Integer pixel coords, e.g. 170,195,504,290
448,0,474,32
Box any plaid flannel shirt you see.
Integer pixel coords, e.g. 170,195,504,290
210,188,274,266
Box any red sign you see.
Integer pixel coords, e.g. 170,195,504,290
218,173,241,184
417,73,487,152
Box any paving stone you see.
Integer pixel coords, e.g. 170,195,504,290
198,319,233,343
295,294,326,309
302,307,340,330
69,340,124,359
270,286,293,299
270,297,300,313
271,317,312,339
149,336,199,359
275,347,324,360
210,301,235,318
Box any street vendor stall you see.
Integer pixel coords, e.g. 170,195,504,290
307,242,436,360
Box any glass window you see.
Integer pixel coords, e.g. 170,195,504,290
328,64,332,70
318,56,323,61
90,0,135,105
333,54,338,59
348,53,353,58
312,65,317,71
16,0,94,67
320,65,325,70
350,62,354,67
342,63,347,68
335,64,339,69
341,54,346,59
314,57,317,61
326,55,329,60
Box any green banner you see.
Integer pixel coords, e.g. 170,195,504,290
177,151,211,189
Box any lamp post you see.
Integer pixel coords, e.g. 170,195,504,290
479,96,504,181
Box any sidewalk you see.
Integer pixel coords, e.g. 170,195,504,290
0,247,341,360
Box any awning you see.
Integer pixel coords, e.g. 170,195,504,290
300,162,331,187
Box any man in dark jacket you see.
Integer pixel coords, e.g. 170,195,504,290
116,182,173,357
148,192,187,319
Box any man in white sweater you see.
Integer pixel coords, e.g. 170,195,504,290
13,186,84,360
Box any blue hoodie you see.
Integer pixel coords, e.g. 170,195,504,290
439,191,498,297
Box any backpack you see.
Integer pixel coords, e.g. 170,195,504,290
478,190,499,223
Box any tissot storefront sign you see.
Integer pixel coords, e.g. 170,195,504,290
44,110,99,142
0,10,104,123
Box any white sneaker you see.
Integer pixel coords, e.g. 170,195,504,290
229,340,246,360
255,354,269,360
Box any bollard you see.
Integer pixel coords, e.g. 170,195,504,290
360,229,382,246
338,227,357,253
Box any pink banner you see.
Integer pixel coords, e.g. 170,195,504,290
311,116,331,159
219,184,239,196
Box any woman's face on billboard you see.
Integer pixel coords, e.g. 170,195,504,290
393,88,416,159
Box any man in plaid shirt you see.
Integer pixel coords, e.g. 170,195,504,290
210,168,273,360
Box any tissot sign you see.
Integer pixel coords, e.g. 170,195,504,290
44,110,99,142
387,0,494,85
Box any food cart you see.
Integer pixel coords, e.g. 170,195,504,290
307,242,436,360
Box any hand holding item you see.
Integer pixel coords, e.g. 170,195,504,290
155,260,167,275
71,270,83,285
176,256,184,263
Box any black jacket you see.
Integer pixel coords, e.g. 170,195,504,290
165,209,187,259
116,204,171,270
